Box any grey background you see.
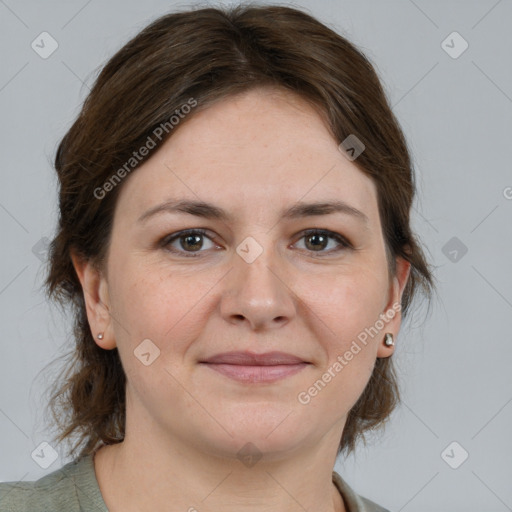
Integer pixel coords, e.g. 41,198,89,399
1,0,511,510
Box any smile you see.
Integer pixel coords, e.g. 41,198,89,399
199,362,309,383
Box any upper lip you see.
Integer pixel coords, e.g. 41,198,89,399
200,351,308,366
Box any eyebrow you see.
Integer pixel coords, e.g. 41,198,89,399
137,199,369,225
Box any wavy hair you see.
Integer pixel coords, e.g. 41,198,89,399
44,3,434,460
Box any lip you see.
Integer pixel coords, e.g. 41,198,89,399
199,351,310,384
200,351,307,365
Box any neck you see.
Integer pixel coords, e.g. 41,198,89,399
94,424,346,512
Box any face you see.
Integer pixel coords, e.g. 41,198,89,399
75,87,410,461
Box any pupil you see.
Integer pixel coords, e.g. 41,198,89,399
183,234,202,251
306,234,326,251
179,233,328,252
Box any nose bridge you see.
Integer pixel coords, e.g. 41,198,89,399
239,239,280,295
219,232,295,329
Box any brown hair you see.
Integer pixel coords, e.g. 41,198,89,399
44,3,434,460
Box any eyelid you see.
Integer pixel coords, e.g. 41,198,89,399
160,228,216,253
160,228,353,257
297,228,352,249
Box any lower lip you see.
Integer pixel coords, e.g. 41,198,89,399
200,363,309,383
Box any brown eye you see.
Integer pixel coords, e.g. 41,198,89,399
304,232,329,251
161,228,351,258
295,229,351,255
162,229,217,257
179,233,204,252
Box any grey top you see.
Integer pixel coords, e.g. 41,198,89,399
0,454,390,512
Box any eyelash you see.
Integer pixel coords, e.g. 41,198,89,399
160,228,353,258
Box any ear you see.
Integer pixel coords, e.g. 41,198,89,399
376,256,411,358
70,250,116,350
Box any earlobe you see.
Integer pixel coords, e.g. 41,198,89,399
70,251,116,350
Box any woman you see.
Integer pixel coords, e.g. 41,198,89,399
0,4,433,511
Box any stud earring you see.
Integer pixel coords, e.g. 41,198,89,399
383,333,394,347
97,333,104,340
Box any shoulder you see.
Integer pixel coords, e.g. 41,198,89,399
0,454,107,512
0,460,80,512
333,471,392,512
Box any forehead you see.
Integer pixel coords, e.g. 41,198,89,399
115,87,379,224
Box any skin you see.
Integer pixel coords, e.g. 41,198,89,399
72,86,410,512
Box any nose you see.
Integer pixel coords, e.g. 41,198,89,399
219,241,296,331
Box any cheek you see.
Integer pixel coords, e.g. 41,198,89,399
108,256,220,357
293,267,388,402
295,307,379,419
297,264,389,342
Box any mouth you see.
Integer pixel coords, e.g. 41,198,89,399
198,351,311,384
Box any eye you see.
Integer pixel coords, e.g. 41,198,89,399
160,228,352,258
293,229,352,256
161,229,218,257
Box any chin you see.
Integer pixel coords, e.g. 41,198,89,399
196,413,311,461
